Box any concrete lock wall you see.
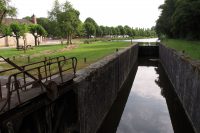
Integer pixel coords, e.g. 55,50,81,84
74,44,138,133
0,44,138,133
159,44,200,133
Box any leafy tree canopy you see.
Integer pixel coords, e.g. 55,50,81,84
0,0,17,24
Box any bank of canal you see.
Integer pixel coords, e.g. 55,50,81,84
98,58,194,133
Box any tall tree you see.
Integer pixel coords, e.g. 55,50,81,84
84,22,96,38
84,17,98,38
124,25,133,37
172,0,200,39
156,0,177,38
48,0,81,44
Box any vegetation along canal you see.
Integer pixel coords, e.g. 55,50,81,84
98,58,195,133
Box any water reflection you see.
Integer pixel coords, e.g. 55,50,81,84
117,64,173,133
98,59,195,133
122,38,160,43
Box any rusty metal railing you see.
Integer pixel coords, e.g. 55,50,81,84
0,56,77,113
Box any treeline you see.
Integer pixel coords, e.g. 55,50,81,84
156,0,200,40
37,16,156,39
34,0,156,41
1,0,157,47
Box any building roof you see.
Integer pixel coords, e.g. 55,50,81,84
2,18,33,25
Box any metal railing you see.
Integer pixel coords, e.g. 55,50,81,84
0,56,77,113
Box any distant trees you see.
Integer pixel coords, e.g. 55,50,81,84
156,0,200,40
36,0,158,40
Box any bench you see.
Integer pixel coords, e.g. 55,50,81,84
17,45,33,50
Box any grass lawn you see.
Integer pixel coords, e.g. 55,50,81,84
0,41,134,70
163,39,200,60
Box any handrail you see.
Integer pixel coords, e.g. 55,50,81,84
0,56,77,112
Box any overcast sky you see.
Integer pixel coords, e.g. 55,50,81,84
11,0,164,28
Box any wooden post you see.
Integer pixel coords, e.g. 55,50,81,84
27,56,30,63
23,66,27,91
58,62,63,83
44,57,48,81
0,81,2,100
84,57,87,63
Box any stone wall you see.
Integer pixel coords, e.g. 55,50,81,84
74,44,138,133
139,45,159,58
0,33,43,47
159,44,200,133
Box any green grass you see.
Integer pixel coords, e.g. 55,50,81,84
0,41,134,70
163,39,200,60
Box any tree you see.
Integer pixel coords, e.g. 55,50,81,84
84,17,98,29
84,17,98,38
48,0,61,21
115,27,120,37
155,0,177,38
117,25,125,37
124,25,133,37
37,17,59,38
29,24,47,46
48,0,62,38
84,22,96,38
0,24,11,38
172,0,200,40
96,26,103,37
76,22,85,37
0,0,16,24
0,0,16,39
110,27,116,37
10,22,27,48
156,0,200,40
58,2,80,44
48,0,81,44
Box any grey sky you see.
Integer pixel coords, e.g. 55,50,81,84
12,0,164,28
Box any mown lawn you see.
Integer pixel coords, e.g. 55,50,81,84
163,39,200,60
0,41,133,70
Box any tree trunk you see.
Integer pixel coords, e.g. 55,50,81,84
16,37,19,49
0,10,6,25
67,35,69,45
70,34,72,44
34,36,38,46
23,38,26,53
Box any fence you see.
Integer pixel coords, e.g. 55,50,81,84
0,56,77,113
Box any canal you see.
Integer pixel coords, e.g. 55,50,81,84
98,58,195,133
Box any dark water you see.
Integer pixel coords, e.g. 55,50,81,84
98,59,195,133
